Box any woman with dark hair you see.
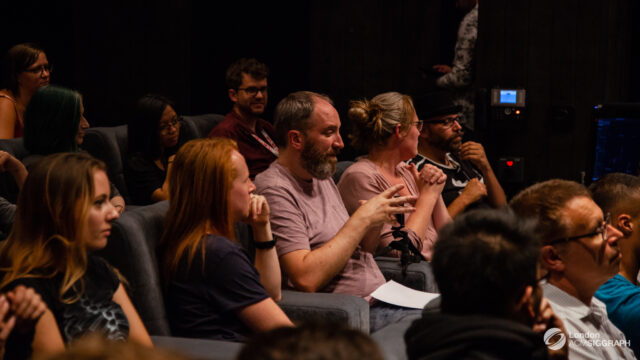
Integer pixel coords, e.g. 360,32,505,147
0,43,51,139
0,152,152,358
22,85,125,213
125,94,181,205
159,138,292,342
338,92,451,260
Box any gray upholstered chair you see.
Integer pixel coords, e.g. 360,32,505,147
371,316,416,360
333,160,354,184
82,125,130,202
96,200,169,334
375,257,438,293
182,114,225,139
151,335,243,360
83,114,224,205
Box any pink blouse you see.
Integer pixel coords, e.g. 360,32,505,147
337,158,448,260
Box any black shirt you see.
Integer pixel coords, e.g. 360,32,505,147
165,234,268,342
125,153,166,205
4,255,128,358
408,153,490,210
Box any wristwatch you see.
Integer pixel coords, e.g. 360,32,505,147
254,235,277,250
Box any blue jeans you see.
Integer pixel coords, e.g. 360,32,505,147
369,302,422,333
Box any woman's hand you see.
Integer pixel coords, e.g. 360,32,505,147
0,151,27,188
246,194,270,228
7,286,47,334
409,163,446,195
0,294,15,352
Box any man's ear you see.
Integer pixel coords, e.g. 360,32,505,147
540,245,565,273
228,88,238,103
616,213,633,236
287,130,304,151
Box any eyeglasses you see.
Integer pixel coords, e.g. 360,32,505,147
24,64,52,75
413,120,424,131
548,212,611,246
425,115,461,129
159,117,182,134
237,86,268,96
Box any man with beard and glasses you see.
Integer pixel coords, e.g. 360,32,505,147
254,91,422,332
407,90,505,217
510,180,635,360
209,58,277,179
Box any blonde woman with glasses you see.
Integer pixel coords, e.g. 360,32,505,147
338,92,451,261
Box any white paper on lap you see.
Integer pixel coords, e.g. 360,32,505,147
370,280,440,309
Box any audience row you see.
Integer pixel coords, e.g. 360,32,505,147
0,46,637,360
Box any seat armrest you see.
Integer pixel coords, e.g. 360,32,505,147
278,290,370,333
375,257,439,293
151,335,243,360
371,317,417,360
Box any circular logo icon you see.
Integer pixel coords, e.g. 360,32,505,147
544,328,566,350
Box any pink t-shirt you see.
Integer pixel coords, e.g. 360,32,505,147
337,158,444,260
254,161,386,298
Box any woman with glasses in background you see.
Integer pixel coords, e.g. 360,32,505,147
125,94,183,205
337,92,451,260
0,43,51,139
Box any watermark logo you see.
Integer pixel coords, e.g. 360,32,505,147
544,328,567,350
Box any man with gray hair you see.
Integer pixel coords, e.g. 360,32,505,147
510,179,634,359
254,91,419,332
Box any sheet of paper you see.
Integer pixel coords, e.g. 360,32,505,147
370,280,440,309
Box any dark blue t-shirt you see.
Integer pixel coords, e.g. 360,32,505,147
165,234,268,342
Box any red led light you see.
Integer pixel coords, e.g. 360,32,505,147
506,160,514,167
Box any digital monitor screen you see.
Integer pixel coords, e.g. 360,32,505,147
499,90,517,104
591,117,640,181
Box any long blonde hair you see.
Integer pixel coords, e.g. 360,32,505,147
159,138,238,283
0,152,107,304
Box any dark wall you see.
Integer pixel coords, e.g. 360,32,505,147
2,0,192,127
189,2,310,121
476,0,633,190
307,0,459,159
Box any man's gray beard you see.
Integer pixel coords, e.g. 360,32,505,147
301,143,337,180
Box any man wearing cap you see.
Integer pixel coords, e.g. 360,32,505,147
408,91,506,217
